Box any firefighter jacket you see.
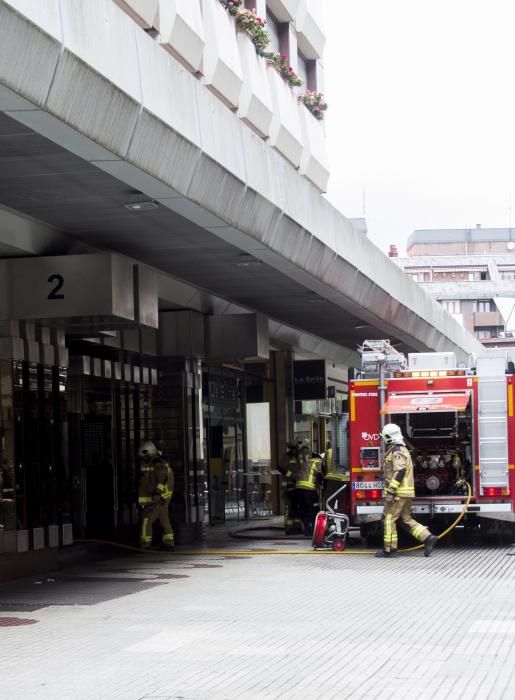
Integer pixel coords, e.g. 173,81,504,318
138,456,174,506
279,451,298,490
322,448,346,482
296,456,322,491
383,444,415,498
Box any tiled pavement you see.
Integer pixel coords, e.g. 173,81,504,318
0,535,514,700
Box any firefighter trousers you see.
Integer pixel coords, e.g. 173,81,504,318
140,503,174,548
283,488,302,533
383,497,431,553
293,488,318,534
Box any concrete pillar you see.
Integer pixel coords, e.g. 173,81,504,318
269,351,294,514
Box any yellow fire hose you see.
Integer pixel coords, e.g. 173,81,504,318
396,480,472,554
76,482,472,556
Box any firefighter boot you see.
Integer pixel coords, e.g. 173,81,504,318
424,535,438,557
375,550,398,558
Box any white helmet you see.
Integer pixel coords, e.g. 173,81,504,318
138,440,160,458
380,423,404,446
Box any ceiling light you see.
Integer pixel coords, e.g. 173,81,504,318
354,324,369,329
124,200,159,212
236,257,262,267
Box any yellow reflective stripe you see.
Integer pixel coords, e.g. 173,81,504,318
384,513,393,550
350,391,355,421
138,497,153,504
390,479,400,489
410,525,425,541
396,488,415,496
509,385,514,417
296,481,316,490
162,533,174,542
326,472,346,481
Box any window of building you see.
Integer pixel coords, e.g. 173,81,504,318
468,271,489,281
441,300,461,314
296,51,308,87
475,329,494,339
409,272,426,282
473,300,493,313
265,9,280,53
501,271,515,280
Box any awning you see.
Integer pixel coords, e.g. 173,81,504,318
381,392,471,414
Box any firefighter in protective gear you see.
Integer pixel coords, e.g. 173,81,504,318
293,440,323,535
376,423,437,558
278,443,302,533
138,440,175,550
322,441,347,509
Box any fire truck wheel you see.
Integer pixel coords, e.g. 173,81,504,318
332,538,345,552
360,523,382,547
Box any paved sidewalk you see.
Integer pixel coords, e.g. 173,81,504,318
0,537,514,700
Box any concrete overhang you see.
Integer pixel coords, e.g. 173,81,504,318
0,0,484,363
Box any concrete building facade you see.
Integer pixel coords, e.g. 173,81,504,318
393,227,515,345
0,0,484,569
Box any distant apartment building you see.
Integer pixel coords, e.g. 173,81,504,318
391,226,515,346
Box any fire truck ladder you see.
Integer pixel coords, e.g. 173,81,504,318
476,354,509,492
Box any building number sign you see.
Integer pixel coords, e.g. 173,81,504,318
47,274,64,300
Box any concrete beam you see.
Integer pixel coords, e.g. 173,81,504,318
0,0,484,362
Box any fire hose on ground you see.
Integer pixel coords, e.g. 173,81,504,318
76,482,473,555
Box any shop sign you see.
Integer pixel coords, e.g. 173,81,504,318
293,360,326,400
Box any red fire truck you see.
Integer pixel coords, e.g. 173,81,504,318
348,340,515,542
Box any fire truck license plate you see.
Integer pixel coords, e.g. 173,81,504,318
352,481,384,490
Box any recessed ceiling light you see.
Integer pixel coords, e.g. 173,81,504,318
236,257,262,267
354,324,369,329
124,200,159,212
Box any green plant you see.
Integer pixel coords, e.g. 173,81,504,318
299,91,328,120
219,0,243,17
264,52,303,88
235,9,270,55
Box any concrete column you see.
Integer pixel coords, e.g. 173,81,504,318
269,351,294,513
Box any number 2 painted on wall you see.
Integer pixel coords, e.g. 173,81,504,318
47,274,64,300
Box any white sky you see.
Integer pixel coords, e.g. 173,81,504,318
324,0,515,255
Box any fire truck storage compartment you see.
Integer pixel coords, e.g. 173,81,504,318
387,404,473,497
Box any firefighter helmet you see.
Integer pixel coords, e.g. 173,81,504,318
296,438,311,453
138,440,161,458
380,423,404,446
